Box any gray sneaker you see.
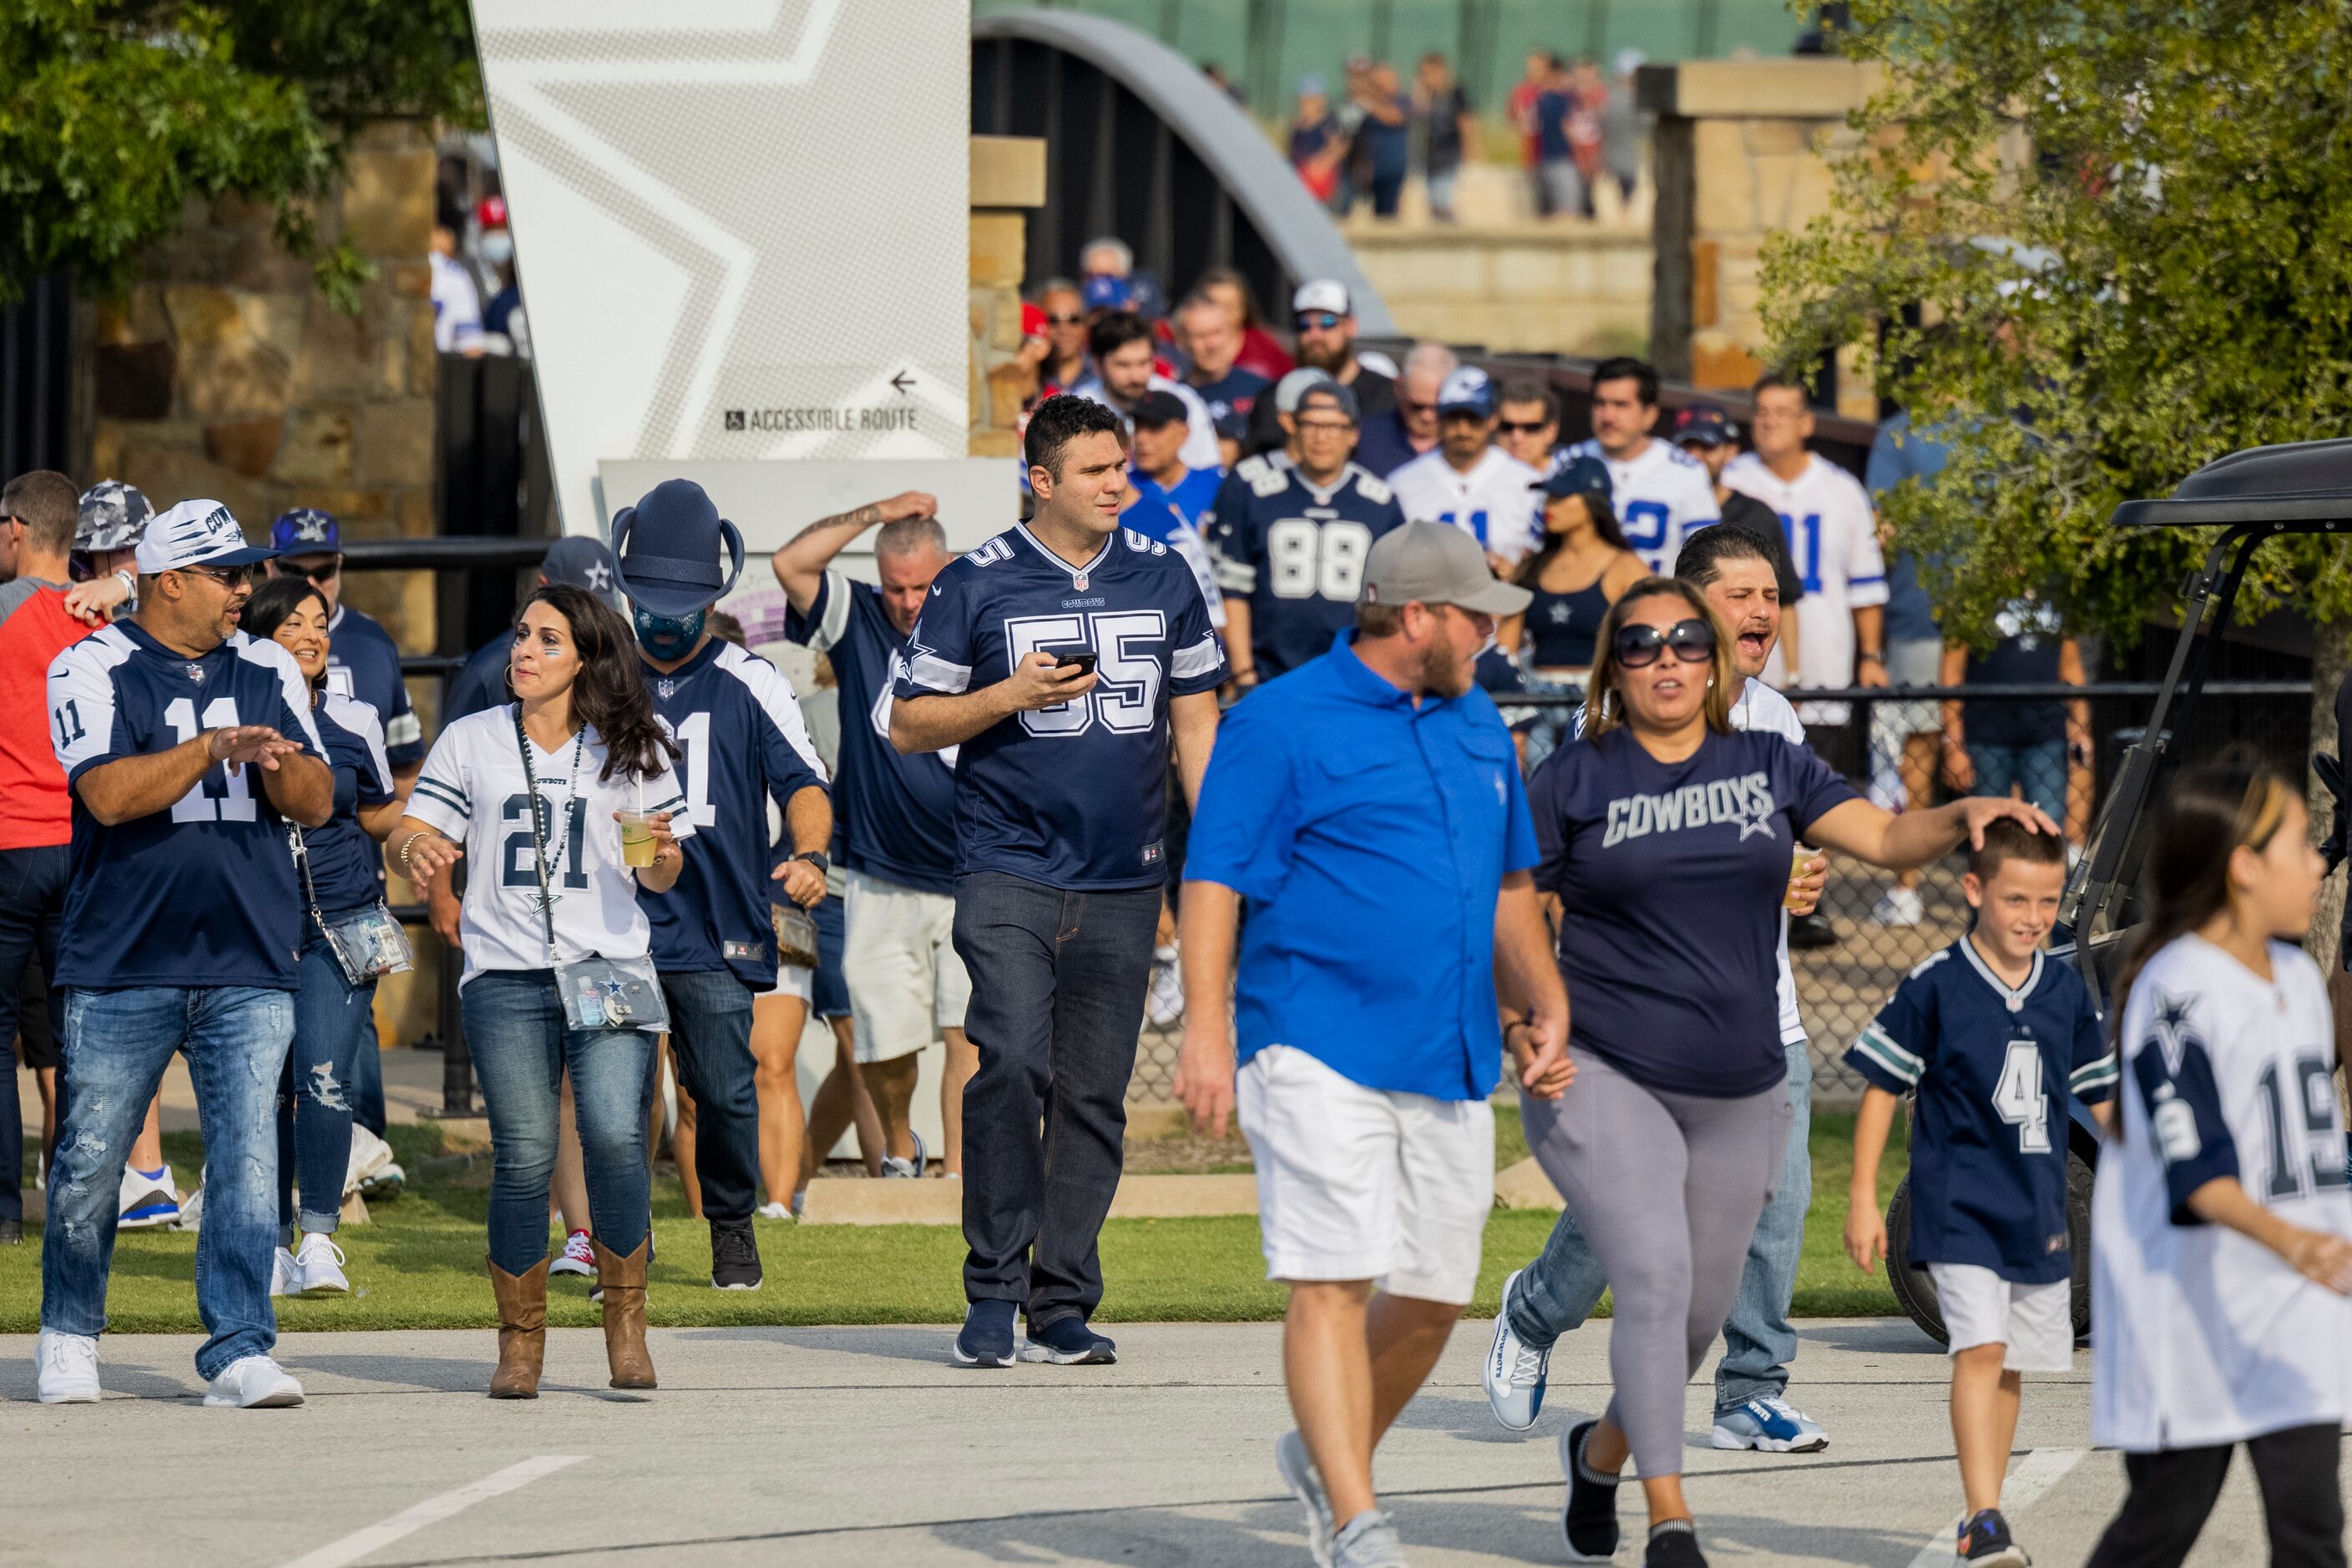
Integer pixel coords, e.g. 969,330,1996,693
1276,1430,1335,1566
1332,1510,1408,1567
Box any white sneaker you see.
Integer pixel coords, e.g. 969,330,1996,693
203,1355,304,1409
1146,943,1185,1026
271,1247,303,1297
882,1130,928,1179
35,1329,100,1404
345,1125,392,1196
1870,887,1925,927
1484,1269,1551,1431
118,1164,179,1229
295,1234,348,1295
549,1229,595,1277
754,1201,795,1222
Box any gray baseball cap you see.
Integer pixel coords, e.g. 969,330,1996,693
1360,520,1532,617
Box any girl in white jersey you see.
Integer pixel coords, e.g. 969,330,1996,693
2088,750,2352,1568
391,585,691,1399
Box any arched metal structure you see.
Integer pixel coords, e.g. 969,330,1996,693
971,10,1397,334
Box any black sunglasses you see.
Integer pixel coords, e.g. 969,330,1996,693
180,564,254,589
1612,618,1716,669
1294,311,1345,331
1496,420,1552,435
1044,312,1083,326
289,558,341,583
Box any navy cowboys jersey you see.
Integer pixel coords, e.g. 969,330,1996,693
897,523,1227,890
787,569,959,895
1846,940,2116,1283
305,692,397,912
323,604,422,767
48,622,326,989
1205,460,1404,680
639,638,829,988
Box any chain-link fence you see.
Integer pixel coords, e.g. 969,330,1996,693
1125,680,2318,1108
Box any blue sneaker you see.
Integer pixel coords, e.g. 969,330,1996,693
953,1300,1018,1368
1710,1396,1828,1453
1484,1267,1550,1430
1019,1313,1117,1364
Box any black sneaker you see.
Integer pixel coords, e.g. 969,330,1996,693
709,1218,761,1291
1959,1509,2029,1565
1645,1520,1708,1566
953,1299,1018,1368
0,1219,22,1246
1787,912,1839,949
1560,1419,1621,1563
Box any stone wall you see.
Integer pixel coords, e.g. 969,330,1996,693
1641,60,1880,417
969,135,1045,458
1344,220,1651,357
88,119,442,650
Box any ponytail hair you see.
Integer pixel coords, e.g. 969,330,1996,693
2111,745,2295,1030
518,584,680,784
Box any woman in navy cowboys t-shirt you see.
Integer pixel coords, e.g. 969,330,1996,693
1521,577,2055,1568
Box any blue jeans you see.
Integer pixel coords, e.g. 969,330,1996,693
461,969,653,1274
277,923,379,1241
657,969,759,1225
1511,1039,1813,1419
43,984,293,1378
1970,740,2066,826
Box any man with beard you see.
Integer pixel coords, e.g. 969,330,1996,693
1246,281,1396,458
1176,520,1568,1566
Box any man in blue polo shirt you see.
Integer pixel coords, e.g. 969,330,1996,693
36,498,333,1409
619,480,832,1293
1174,521,1570,1566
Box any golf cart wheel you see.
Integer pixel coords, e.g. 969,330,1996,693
1884,1151,2097,1347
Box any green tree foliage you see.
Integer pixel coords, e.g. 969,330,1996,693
0,1,480,311
1761,0,2352,647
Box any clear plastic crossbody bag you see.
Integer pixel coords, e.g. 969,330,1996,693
518,708,669,1034
291,826,413,985
771,903,821,970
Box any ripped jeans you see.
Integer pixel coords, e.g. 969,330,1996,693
43,984,293,1379
277,923,380,1242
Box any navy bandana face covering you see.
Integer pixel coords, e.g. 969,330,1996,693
634,605,706,660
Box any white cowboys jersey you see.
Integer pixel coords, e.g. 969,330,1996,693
1388,445,1542,562
1723,452,1885,721
408,706,693,987
2094,934,2352,1451
1558,437,1721,576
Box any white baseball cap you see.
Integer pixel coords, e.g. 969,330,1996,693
134,499,277,575
1292,280,1353,318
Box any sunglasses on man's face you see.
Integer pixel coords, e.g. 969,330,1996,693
1045,312,1084,326
1612,618,1716,669
1496,420,1552,436
1294,312,1345,332
180,564,253,589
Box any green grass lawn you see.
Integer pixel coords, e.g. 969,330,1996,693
0,1108,1909,1333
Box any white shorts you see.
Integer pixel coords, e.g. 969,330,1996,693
774,964,812,1002
842,867,969,1065
1929,1262,2073,1372
1236,1044,1493,1305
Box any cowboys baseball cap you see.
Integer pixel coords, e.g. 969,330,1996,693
1130,389,1190,429
1272,367,1335,415
1533,453,1615,503
1437,367,1495,417
610,478,745,618
1295,380,1361,422
136,498,277,574
1672,402,1737,448
271,508,339,555
540,535,625,615
1359,520,1531,617
1292,280,1353,318
1081,275,1132,312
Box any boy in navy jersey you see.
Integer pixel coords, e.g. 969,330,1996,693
36,498,333,1409
893,395,1224,1368
1844,819,2117,1566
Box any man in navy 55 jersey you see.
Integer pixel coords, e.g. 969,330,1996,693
618,481,832,1294
35,499,333,1410
1206,380,1404,688
893,394,1225,1369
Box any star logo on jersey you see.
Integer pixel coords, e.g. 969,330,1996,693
2146,989,2199,1075
1729,797,1776,841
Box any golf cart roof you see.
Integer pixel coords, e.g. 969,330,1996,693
2112,438,2352,528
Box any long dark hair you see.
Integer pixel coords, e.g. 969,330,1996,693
1582,578,1737,739
2112,746,2295,1030
1515,490,1631,589
240,576,331,692
514,584,679,783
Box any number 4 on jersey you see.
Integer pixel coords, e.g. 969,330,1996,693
1994,1039,2051,1153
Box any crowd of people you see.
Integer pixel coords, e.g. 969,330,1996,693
8,262,2345,1568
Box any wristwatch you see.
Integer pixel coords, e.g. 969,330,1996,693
793,851,830,875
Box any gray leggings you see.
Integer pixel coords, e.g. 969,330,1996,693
1542,1050,1792,1479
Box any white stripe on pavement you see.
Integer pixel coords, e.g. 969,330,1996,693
1904,1447,2087,1568
278,1454,585,1568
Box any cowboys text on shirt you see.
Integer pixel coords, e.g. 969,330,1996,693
1600,771,1779,849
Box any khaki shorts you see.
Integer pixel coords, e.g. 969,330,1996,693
842,867,970,1065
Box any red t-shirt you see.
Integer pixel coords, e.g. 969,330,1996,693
0,585,95,848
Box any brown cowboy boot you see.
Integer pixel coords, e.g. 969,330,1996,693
592,1237,656,1388
487,1256,549,1399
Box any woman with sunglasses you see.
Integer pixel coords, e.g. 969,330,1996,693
390,584,690,1398
1497,454,1646,769
1515,580,2054,1568
238,576,405,1298
1032,278,1091,397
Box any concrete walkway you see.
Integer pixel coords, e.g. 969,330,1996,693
0,1318,2305,1566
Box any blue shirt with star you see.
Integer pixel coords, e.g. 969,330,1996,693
896,522,1227,891
324,604,421,768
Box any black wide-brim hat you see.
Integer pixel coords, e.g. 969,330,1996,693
610,478,744,618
